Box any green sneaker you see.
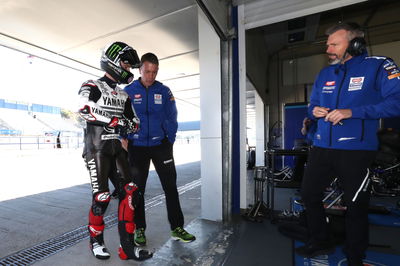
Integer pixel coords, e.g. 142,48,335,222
134,228,146,246
171,227,196,243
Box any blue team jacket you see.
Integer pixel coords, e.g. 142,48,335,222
310,52,400,150
124,79,178,146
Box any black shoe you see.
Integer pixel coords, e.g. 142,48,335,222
295,243,335,258
118,222,153,261
347,257,364,266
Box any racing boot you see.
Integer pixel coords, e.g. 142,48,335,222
88,191,111,259
118,221,153,260
118,182,153,261
89,230,110,260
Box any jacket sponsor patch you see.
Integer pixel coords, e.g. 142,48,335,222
383,59,400,79
348,77,364,91
322,86,335,93
133,94,142,104
154,94,162,104
322,81,336,93
388,72,400,80
387,66,400,79
383,60,394,69
384,65,396,71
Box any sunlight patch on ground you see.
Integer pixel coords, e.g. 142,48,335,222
0,143,200,201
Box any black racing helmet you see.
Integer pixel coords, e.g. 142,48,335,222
100,41,140,84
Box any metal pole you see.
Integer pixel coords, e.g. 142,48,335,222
221,39,232,223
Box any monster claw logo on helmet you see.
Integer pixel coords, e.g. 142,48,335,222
106,43,123,60
100,41,140,84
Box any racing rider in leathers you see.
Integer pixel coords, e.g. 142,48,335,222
78,41,152,261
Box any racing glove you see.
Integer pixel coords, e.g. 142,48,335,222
118,116,140,137
104,116,125,133
107,116,125,128
123,116,140,134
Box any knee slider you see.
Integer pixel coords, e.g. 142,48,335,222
121,182,141,207
92,191,111,216
118,182,139,223
127,182,142,209
123,182,138,195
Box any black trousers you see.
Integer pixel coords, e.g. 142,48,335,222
301,146,376,261
292,153,308,182
128,141,184,230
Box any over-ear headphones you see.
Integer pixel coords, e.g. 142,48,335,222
346,37,367,56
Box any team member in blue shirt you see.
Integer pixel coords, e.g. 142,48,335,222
295,22,400,266
124,53,196,246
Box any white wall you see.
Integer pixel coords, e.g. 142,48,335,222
255,91,265,166
371,41,400,63
198,8,223,221
282,40,400,87
266,40,400,139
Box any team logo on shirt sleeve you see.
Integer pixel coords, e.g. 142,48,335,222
388,72,400,80
383,59,400,80
387,67,400,80
322,81,335,94
348,77,364,91
168,89,175,101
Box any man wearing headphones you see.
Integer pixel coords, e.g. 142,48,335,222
295,22,400,265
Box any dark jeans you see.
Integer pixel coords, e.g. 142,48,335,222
292,153,308,182
128,141,184,230
301,147,376,261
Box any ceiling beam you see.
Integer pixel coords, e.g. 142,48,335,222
60,4,197,53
